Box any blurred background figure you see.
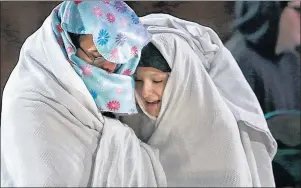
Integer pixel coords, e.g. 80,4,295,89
226,1,300,187
226,1,300,114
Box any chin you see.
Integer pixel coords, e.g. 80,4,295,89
147,111,158,117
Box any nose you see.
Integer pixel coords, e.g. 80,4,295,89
141,83,152,99
101,62,117,73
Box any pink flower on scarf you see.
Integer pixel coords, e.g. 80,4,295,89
120,17,128,27
106,13,115,23
92,6,103,17
81,65,93,76
107,100,120,111
122,69,131,76
56,24,63,33
67,46,73,53
110,48,118,60
131,46,138,57
102,0,110,4
74,0,82,5
116,88,123,94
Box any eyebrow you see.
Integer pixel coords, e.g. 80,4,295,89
150,72,166,77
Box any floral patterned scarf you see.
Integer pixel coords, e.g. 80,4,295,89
51,0,151,114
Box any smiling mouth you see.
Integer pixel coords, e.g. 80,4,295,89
146,100,160,104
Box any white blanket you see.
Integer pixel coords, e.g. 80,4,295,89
121,14,277,187
0,15,167,187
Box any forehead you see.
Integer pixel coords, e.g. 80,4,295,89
135,67,168,77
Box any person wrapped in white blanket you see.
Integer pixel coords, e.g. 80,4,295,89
121,14,278,187
1,1,167,187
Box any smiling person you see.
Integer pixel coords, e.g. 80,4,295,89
121,14,277,186
1,1,168,187
134,43,171,118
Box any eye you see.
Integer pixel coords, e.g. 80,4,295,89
153,80,163,84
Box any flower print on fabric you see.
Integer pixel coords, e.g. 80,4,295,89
67,46,73,53
97,29,110,45
107,13,115,23
122,69,131,76
116,88,123,94
92,6,103,17
57,37,63,46
89,90,98,99
74,0,82,5
110,48,118,60
115,33,127,46
131,46,138,57
57,24,64,32
131,13,139,24
107,100,120,111
81,65,93,76
114,1,127,13
52,1,151,114
120,17,128,27
102,0,110,4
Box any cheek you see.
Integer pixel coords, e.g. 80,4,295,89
291,13,301,42
155,85,166,98
285,11,300,31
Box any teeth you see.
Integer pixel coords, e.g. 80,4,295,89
147,100,158,103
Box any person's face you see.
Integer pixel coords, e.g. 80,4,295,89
75,34,117,73
135,67,169,117
279,1,301,49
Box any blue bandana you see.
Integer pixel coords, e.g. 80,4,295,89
51,1,151,115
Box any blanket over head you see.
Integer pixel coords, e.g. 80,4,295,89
121,14,277,187
1,3,166,187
